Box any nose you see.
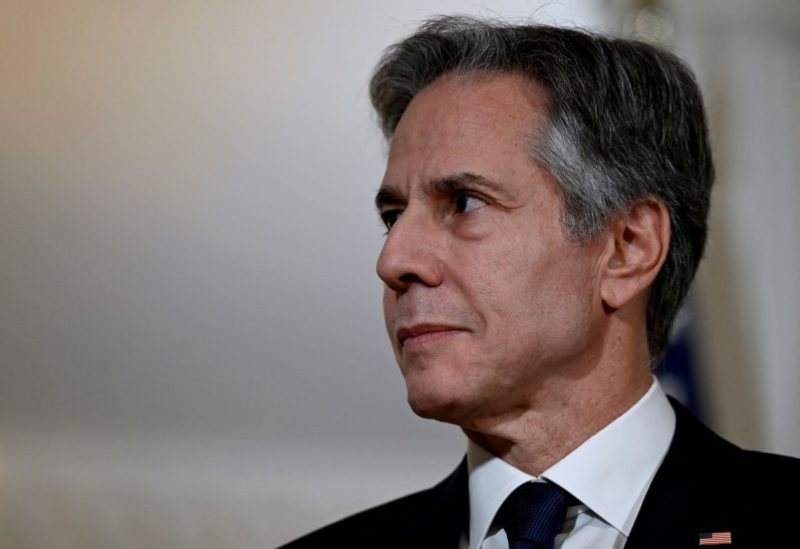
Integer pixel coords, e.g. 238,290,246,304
376,208,444,293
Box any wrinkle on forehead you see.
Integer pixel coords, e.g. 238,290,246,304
382,72,554,203
388,70,551,157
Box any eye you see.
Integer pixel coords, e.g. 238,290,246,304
454,193,486,214
379,209,403,231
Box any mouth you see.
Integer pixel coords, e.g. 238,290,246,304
396,324,467,350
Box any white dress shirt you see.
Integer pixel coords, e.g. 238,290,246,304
461,378,675,549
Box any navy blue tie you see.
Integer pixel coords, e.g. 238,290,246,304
497,481,571,549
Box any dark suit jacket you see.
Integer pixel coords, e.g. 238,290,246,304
279,399,800,548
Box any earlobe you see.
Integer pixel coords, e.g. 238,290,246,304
599,199,670,311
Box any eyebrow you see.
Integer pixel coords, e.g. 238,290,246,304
375,172,505,210
374,186,405,211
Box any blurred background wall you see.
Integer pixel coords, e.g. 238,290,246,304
0,0,797,547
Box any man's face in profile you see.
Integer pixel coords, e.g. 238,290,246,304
375,72,608,428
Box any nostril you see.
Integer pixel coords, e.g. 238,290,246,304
399,272,423,285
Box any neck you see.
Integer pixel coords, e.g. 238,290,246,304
461,338,652,476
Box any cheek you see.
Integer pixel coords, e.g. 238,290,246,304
515,252,597,349
470,239,596,344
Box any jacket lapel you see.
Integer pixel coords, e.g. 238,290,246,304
419,457,469,548
625,398,740,549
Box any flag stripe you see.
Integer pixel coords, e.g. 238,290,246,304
699,531,732,545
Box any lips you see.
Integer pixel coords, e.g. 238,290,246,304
396,324,466,349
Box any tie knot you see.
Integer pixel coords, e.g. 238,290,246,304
497,482,571,549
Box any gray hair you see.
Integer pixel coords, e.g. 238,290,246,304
369,15,714,362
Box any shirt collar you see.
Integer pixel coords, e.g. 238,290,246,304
466,378,675,548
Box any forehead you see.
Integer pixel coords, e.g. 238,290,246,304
384,72,550,186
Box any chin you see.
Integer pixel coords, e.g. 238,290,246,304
405,379,475,425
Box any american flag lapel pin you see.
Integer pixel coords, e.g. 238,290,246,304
698,532,732,545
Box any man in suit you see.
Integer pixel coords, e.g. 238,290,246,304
281,16,800,548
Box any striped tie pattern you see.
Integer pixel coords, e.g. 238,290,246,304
497,481,571,549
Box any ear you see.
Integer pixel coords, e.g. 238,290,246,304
599,198,670,311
